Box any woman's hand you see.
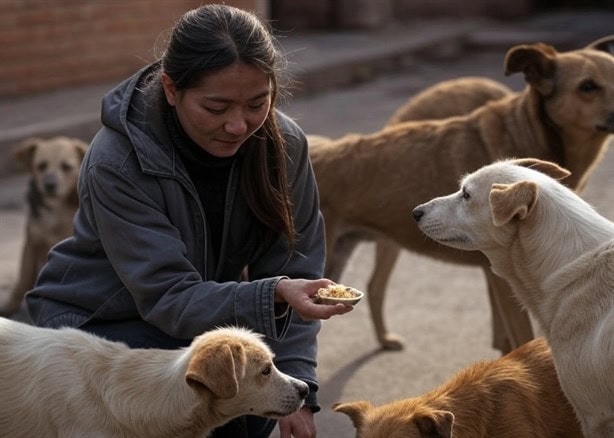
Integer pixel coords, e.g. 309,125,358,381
275,278,353,320
278,406,316,438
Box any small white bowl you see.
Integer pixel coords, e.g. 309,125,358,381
316,285,364,305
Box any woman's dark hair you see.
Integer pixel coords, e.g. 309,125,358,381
159,4,295,250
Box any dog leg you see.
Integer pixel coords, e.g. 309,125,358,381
325,232,360,281
368,239,403,350
486,281,511,354
0,241,38,317
326,230,405,350
484,270,534,354
0,239,36,316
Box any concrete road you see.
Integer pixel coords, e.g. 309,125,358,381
1,47,613,437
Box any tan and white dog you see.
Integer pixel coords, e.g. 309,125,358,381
413,158,614,437
310,37,614,352
333,337,582,438
0,136,87,316
0,318,309,437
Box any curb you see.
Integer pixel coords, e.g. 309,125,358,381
285,21,480,97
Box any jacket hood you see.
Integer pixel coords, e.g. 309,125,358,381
100,62,179,177
101,63,151,136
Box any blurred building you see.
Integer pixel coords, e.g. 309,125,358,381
1,0,607,98
1,0,266,98
271,0,533,30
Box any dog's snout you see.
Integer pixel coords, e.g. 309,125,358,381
413,207,424,222
295,381,309,400
596,111,614,132
44,182,57,194
42,175,58,194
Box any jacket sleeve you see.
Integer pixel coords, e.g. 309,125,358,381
82,158,284,342
246,113,326,404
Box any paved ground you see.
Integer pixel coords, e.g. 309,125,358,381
1,8,613,437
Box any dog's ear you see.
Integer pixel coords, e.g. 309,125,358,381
70,138,88,160
13,137,43,169
504,43,557,95
585,35,614,55
332,401,372,430
489,181,538,227
510,158,571,180
185,341,247,399
414,410,454,438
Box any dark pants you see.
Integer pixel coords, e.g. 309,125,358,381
79,318,191,349
79,319,277,437
209,416,277,437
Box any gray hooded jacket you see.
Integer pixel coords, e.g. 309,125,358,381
26,63,326,398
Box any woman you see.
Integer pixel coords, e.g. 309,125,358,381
26,4,352,437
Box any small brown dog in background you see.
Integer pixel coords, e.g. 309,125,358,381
0,136,87,316
333,337,582,438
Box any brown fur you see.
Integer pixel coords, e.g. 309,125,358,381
388,76,512,124
310,38,614,352
333,337,582,438
311,77,511,350
0,136,87,316
0,319,308,437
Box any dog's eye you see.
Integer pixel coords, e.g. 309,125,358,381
462,189,470,200
578,79,600,93
261,365,272,376
37,162,48,172
61,162,74,172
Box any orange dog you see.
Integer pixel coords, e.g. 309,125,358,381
333,338,582,438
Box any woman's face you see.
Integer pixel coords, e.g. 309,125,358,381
162,62,272,157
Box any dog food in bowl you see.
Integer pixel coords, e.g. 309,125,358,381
316,284,363,305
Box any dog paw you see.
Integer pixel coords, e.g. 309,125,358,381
379,333,404,351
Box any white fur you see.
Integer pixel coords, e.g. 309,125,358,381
414,159,614,437
0,318,308,437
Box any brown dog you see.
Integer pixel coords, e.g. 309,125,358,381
388,76,512,124
310,37,614,352
333,337,582,438
313,77,511,350
0,136,87,316
0,318,309,437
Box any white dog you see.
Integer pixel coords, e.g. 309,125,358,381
412,158,614,437
0,318,308,437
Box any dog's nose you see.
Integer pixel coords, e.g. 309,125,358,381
295,381,309,400
42,175,58,194
596,111,614,132
412,207,424,222
44,181,57,194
